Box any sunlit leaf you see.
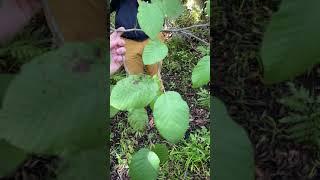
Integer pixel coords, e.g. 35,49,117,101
153,91,189,143
138,1,164,39
192,56,210,88
143,40,168,65
111,75,159,110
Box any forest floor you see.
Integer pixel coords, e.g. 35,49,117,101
110,32,210,180
213,1,320,180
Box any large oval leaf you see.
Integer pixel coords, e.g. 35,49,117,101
110,105,119,118
0,43,106,155
128,108,148,132
129,148,160,180
143,40,168,65
137,0,164,39
153,91,189,143
261,0,320,84
110,75,159,110
161,0,183,19
212,97,254,180
57,148,105,180
192,56,210,88
0,139,27,177
0,74,15,108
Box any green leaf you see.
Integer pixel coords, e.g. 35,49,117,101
143,40,168,65
129,148,160,180
128,108,148,131
57,148,106,180
205,0,210,16
150,143,168,164
110,105,119,118
160,0,183,19
149,75,162,110
153,91,189,143
261,0,320,84
192,56,210,88
149,92,162,111
137,0,164,39
111,75,159,110
0,139,27,177
212,97,254,180
0,43,106,155
110,85,119,118
0,74,15,108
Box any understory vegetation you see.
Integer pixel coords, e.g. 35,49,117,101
110,0,210,179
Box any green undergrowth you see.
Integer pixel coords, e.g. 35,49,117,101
158,127,210,179
0,14,52,73
110,116,210,179
110,2,210,178
110,36,211,178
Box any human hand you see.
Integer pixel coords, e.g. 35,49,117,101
110,27,126,75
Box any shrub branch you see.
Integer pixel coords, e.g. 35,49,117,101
110,23,210,45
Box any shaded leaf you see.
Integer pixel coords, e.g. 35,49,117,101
57,148,105,180
0,74,15,108
212,97,254,180
128,108,148,131
129,148,160,180
151,143,168,164
0,43,106,155
0,139,27,177
261,0,320,84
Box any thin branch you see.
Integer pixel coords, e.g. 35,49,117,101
110,23,209,33
110,23,209,44
169,23,210,32
179,30,209,45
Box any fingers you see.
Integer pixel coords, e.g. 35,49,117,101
117,38,125,46
113,55,125,63
110,39,118,49
110,27,126,67
110,27,125,40
116,47,126,55
110,28,125,49
116,27,125,36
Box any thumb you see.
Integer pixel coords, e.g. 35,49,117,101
115,27,125,37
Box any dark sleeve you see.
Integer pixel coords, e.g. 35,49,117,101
110,0,120,13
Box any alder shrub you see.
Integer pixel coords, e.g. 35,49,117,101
110,0,210,179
